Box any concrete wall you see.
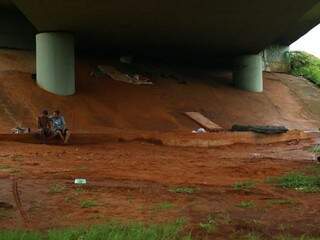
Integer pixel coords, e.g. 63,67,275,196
0,9,36,50
262,45,290,73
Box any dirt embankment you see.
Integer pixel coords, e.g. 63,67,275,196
0,49,319,134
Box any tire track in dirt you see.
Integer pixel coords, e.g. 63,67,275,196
12,178,29,227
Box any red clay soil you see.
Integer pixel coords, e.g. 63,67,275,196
0,138,319,239
0,50,319,133
0,50,320,239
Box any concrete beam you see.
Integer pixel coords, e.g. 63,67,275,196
36,32,75,96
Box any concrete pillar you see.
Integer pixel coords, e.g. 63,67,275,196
233,54,263,92
36,32,75,96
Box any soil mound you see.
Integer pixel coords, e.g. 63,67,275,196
0,49,319,133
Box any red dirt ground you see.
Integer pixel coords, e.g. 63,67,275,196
0,50,320,239
0,50,319,133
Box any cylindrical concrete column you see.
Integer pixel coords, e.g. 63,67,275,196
36,32,75,96
233,54,263,92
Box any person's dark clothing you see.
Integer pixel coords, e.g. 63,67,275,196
38,115,51,137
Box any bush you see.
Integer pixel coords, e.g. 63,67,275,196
289,51,320,86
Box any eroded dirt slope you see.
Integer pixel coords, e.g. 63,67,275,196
0,50,319,133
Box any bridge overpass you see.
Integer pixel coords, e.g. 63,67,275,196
1,0,320,95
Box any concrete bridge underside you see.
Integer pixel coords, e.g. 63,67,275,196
0,0,319,95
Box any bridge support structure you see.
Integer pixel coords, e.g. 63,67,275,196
233,54,263,92
36,32,75,96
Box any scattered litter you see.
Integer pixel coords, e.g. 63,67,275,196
11,127,30,134
192,128,207,134
120,55,133,64
185,112,223,132
231,125,289,134
74,179,87,185
97,65,153,85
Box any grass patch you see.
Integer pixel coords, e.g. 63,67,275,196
242,232,263,240
310,145,320,154
233,181,256,191
74,187,87,195
169,187,198,194
199,215,217,234
152,202,175,212
276,236,320,240
268,172,320,193
49,184,66,194
236,201,255,209
80,200,97,208
0,219,191,240
0,230,42,240
290,51,320,86
267,199,295,206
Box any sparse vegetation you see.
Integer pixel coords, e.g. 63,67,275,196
49,184,66,194
236,201,256,209
311,145,320,154
276,235,320,240
0,219,191,240
290,51,320,86
74,187,87,194
267,199,295,206
241,232,263,240
80,200,97,208
169,187,198,194
237,234,320,240
268,172,320,193
233,181,256,191
152,202,175,212
199,215,217,234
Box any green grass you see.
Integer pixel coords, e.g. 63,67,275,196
49,184,66,194
276,236,320,240
80,200,97,208
241,232,263,240
290,51,320,86
0,219,191,240
236,201,256,209
267,199,295,206
152,202,175,212
268,172,320,193
311,145,320,154
169,187,198,194
233,181,256,191
74,187,87,195
0,231,42,240
199,215,217,234
237,234,320,240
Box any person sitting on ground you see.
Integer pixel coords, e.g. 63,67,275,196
50,110,71,144
37,110,51,138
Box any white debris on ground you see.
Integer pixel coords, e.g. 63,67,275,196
97,65,153,85
192,128,207,134
11,127,30,134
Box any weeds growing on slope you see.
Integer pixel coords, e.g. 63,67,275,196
236,201,256,209
267,172,320,193
169,187,198,194
233,181,256,191
0,219,191,240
